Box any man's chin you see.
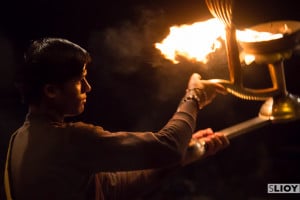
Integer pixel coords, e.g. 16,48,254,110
65,108,85,117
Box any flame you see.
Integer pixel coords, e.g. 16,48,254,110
236,29,283,65
155,18,225,64
236,29,283,42
155,18,284,64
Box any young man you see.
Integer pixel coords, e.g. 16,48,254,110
4,37,229,200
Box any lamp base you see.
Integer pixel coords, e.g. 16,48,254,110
259,93,300,123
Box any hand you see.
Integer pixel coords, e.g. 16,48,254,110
183,128,229,165
186,73,227,109
192,128,230,157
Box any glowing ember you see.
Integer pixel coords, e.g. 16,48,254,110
155,18,284,64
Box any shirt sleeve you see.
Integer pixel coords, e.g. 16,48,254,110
65,100,199,172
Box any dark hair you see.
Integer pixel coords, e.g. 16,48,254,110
15,37,92,104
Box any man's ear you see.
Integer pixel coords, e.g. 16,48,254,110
43,84,60,98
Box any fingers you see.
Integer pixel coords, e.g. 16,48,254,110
188,75,227,95
188,73,202,89
214,83,228,95
192,128,213,139
186,73,227,109
215,132,230,148
191,73,202,80
198,132,230,156
202,80,227,95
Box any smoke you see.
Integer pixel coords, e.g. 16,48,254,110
87,7,191,104
85,7,199,129
88,7,165,72
87,7,230,92
85,6,258,130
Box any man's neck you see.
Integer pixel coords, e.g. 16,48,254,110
28,104,64,122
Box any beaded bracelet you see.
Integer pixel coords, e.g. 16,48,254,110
183,88,207,109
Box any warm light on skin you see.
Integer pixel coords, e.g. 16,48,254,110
155,18,284,64
60,64,92,117
28,64,92,122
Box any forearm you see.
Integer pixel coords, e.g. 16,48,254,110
173,98,198,132
70,93,200,172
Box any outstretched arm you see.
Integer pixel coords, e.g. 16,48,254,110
94,128,229,200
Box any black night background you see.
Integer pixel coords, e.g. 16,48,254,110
1,0,300,199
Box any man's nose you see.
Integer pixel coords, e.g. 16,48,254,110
82,78,92,93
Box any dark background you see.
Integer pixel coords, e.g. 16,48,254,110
1,0,300,199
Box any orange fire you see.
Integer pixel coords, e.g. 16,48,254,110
155,18,225,64
155,18,283,64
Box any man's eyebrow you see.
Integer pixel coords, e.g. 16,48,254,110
82,64,87,76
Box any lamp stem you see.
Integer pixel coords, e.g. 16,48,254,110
268,60,288,97
225,25,243,86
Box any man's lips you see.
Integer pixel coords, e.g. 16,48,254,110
80,96,87,103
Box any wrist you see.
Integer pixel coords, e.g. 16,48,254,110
183,88,207,109
176,98,198,120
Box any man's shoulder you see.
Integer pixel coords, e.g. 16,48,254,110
67,121,106,135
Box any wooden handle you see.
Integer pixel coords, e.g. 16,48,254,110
184,116,271,165
220,116,271,139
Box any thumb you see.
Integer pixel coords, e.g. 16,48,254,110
191,73,202,80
